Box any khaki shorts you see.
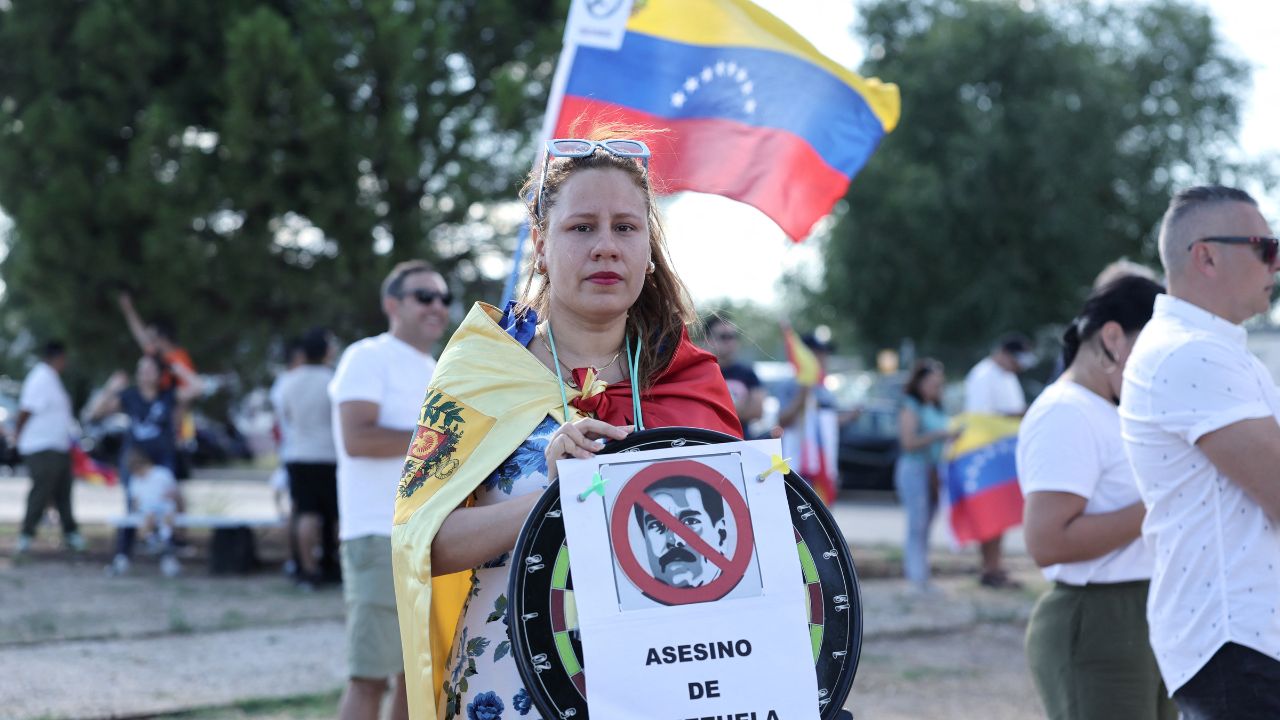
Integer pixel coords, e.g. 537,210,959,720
340,535,403,679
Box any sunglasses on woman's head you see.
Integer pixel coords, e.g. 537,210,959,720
404,289,453,306
534,138,651,220
1188,236,1280,266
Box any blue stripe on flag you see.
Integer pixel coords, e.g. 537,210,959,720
946,436,1018,502
568,32,885,177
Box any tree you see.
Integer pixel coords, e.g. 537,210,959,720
0,0,565,391
820,0,1262,367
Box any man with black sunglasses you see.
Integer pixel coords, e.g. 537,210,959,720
1120,185,1280,719
328,259,450,720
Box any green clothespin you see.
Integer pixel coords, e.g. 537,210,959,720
577,471,607,502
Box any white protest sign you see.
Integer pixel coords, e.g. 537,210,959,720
564,0,633,50
559,439,820,719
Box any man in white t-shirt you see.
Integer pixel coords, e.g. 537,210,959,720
280,328,339,588
1120,185,1280,719
963,333,1032,588
964,334,1031,417
15,341,83,555
329,260,449,720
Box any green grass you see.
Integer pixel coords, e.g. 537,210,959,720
219,609,248,629
21,610,58,637
159,690,342,719
168,607,194,634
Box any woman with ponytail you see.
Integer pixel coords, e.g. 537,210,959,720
1017,274,1175,719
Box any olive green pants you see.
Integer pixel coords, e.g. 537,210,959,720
1026,580,1176,720
21,450,76,538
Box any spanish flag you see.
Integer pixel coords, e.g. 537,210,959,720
781,325,837,504
555,0,900,241
942,414,1022,545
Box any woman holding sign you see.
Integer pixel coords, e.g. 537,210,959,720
390,125,740,720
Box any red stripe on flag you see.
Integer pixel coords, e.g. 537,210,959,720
948,479,1023,545
557,96,851,241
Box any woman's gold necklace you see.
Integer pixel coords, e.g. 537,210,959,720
539,331,622,387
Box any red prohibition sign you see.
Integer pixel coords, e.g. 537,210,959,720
609,459,755,605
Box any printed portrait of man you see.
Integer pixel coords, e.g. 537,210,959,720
632,475,729,588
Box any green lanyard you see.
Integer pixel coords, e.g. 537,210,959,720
545,322,645,431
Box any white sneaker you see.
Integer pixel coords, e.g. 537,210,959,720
16,534,32,554
160,555,181,578
65,532,87,553
105,554,131,577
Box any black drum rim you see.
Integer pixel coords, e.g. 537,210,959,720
507,426,862,718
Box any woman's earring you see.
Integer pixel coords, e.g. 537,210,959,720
535,258,547,275
647,260,656,274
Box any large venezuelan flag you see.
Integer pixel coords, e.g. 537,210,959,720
554,0,900,241
942,413,1022,545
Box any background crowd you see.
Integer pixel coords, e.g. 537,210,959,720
3,0,1279,719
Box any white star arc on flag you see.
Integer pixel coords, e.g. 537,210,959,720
670,61,757,115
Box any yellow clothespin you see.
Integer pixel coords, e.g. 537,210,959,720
757,454,792,482
577,471,608,502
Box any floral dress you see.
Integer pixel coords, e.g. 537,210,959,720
439,416,557,720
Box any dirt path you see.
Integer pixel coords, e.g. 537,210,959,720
3,620,346,720
1,473,1048,720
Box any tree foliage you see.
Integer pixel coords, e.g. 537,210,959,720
821,0,1262,365
0,0,564,388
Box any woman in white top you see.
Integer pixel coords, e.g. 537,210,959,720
1018,275,1175,720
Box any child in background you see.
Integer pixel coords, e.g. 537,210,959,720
118,446,181,577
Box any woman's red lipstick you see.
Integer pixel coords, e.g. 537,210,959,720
587,272,623,285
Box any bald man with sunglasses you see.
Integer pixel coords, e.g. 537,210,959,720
1119,186,1280,719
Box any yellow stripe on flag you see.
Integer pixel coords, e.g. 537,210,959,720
627,0,901,131
946,413,1021,458
783,326,821,387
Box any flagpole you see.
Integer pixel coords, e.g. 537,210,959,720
499,39,579,309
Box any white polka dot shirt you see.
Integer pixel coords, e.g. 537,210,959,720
1120,294,1280,693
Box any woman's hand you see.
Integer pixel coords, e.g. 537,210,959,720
106,371,129,393
544,418,633,482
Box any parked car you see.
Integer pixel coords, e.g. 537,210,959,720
81,410,252,469
190,412,253,466
0,379,19,473
837,400,899,492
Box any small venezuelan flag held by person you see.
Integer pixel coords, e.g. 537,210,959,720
555,0,900,241
781,324,837,504
71,442,118,486
782,323,822,388
942,414,1022,545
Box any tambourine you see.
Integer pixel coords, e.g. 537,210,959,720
508,427,862,718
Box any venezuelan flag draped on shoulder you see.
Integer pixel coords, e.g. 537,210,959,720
941,413,1023,545
391,303,739,719
555,0,900,241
